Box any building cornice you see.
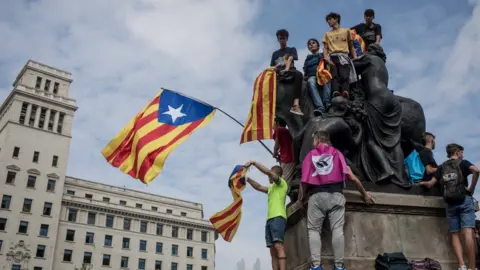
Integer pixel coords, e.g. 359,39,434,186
0,121,73,139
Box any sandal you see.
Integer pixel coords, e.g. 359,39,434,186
290,104,304,116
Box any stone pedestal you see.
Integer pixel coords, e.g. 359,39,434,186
284,191,458,270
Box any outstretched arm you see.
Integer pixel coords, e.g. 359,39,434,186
246,177,268,194
246,161,280,184
347,166,374,204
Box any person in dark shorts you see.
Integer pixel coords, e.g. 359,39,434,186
245,161,288,270
351,9,382,47
418,132,438,181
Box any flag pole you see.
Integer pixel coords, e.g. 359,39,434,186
166,89,274,156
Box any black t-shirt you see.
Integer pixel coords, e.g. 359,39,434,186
351,23,382,46
434,159,473,187
270,47,298,69
418,148,437,180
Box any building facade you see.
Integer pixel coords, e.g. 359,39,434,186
0,60,216,270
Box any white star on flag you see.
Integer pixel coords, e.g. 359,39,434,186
162,104,187,123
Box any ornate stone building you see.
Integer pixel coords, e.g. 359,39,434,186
0,60,216,270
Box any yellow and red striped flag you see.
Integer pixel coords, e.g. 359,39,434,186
351,29,366,57
316,59,332,86
209,165,248,242
101,89,215,184
240,68,277,144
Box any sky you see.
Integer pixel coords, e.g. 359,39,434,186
1,0,480,269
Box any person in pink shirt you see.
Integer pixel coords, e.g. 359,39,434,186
273,118,295,184
298,130,373,270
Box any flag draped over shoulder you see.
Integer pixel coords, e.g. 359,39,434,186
316,59,332,86
101,89,215,184
209,165,248,242
240,68,276,144
351,29,366,57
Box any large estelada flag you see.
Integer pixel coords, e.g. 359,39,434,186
209,165,248,242
240,68,277,144
101,89,215,184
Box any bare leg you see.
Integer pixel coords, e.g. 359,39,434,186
462,228,476,270
270,247,279,270
451,232,466,267
274,242,286,270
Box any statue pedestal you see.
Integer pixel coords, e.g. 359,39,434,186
285,191,458,270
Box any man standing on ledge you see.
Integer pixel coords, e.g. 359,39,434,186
245,161,288,270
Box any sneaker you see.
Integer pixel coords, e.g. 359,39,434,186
290,105,304,116
334,264,347,270
341,91,349,99
313,109,323,117
310,265,323,270
333,91,341,97
458,266,467,270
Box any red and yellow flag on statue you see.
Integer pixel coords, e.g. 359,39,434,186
240,68,277,144
209,165,248,242
351,29,366,57
316,59,332,86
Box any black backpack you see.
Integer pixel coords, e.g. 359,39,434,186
375,252,412,270
440,159,466,204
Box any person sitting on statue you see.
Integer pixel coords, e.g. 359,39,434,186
303,38,332,116
420,143,479,270
351,9,382,48
270,29,304,116
273,118,295,185
298,130,373,270
322,12,357,99
244,161,288,270
418,132,438,181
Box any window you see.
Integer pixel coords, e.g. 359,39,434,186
57,112,65,133
102,254,111,266
53,82,59,94
34,267,42,270
201,231,208,242
121,256,129,268
155,260,162,270
44,79,51,91
26,175,36,188
103,197,110,202
201,248,208,259
139,240,147,251
119,200,126,206
0,218,7,231
46,179,56,192
12,147,20,158
83,252,92,264
87,212,96,225
187,264,193,270
172,244,178,256
48,110,55,131
187,229,193,240
140,221,147,233
36,245,46,258
1,195,11,209
39,224,49,237
68,208,77,222
19,102,28,124
33,151,40,163
104,235,112,247
171,262,178,270
136,203,142,208
22,198,32,213
166,209,172,214
172,226,178,238
18,221,28,234
6,171,16,184
138,259,146,270
156,223,163,235
123,218,131,230
66,190,75,195
12,265,21,270
35,76,42,89
52,155,58,167
0,240,2,251
156,242,163,253
43,202,52,216
29,105,37,126
152,206,158,211
63,250,72,262
66,230,75,241
38,107,47,129
122,237,130,249
85,232,94,244
106,215,114,228
201,267,208,270
181,212,187,217
85,193,93,199
187,246,193,257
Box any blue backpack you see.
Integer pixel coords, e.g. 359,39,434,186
404,149,425,183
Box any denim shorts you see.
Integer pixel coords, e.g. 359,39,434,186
265,216,286,247
446,195,476,232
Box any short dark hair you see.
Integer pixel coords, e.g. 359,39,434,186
421,132,435,145
276,29,289,38
275,117,287,127
364,9,375,18
446,143,464,158
271,165,283,177
314,130,330,143
326,12,341,24
307,38,319,47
